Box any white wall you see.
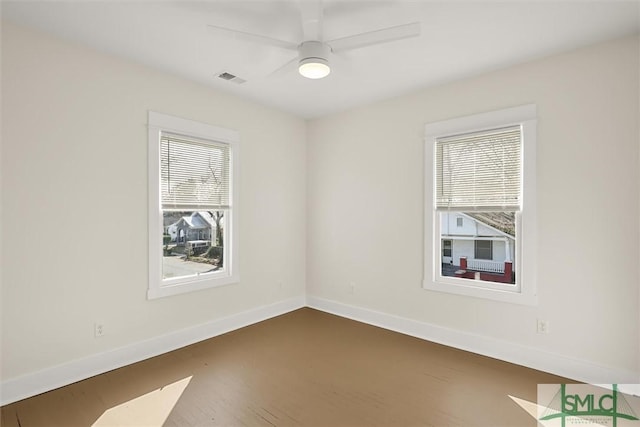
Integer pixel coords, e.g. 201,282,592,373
2,20,639,400
1,23,306,382
441,212,479,236
449,239,509,265
307,35,639,378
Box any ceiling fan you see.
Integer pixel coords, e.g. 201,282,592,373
207,1,421,79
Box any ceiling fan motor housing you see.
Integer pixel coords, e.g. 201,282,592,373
299,40,330,62
298,41,331,78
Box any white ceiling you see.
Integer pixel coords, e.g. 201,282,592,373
3,1,639,118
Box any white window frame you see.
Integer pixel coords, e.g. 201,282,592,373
423,104,537,306
148,111,239,299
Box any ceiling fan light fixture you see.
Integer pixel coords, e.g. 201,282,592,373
299,57,330,79
298,40,331,79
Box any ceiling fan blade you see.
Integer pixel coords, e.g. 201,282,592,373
207,24,298,51
268,56,298,78
299,0,323,41
327,22,421,53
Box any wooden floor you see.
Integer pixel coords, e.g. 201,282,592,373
1,308,570,426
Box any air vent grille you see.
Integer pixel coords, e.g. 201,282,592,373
218,72,235,80
217,71,246,85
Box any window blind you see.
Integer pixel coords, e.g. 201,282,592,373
161,133,231,210
435,125,521,212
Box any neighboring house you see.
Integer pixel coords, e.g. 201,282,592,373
166,222,178,242
441,212,515,274
172,211,216,246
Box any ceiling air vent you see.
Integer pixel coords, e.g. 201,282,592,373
217,71,246,85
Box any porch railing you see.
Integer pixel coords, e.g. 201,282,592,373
467,259,505,273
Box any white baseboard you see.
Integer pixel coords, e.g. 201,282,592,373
3,294,636,406
306,295,638,387
1,296,306,406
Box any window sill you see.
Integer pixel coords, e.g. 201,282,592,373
148,273,240,300
422,277,538,306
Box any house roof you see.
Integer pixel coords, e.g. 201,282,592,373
175,211,216,230
196,211,216,228
465,212,515,237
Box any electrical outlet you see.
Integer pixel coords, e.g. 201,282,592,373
537,319,549,334
94,322,105,338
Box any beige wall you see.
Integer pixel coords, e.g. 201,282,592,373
2,20,638,388
1,23,307,380
307,35,639,374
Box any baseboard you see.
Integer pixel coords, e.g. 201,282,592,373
306,295,638,387
3,294,636,406
1,295,306,406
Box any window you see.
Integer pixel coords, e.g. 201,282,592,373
442,240,452,257
423,105,537,305
474,240,492,260
148,111,239,299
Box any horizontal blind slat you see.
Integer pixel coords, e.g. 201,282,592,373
161,132,231,210
435,125,521,211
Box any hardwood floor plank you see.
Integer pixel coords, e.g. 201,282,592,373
1,308,571,426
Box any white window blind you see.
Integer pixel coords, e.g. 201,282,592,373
161,133,231,210
435,125,521,212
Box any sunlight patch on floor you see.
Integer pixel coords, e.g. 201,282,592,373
92,376,192,427
509,395,609,427
508,394,541,420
